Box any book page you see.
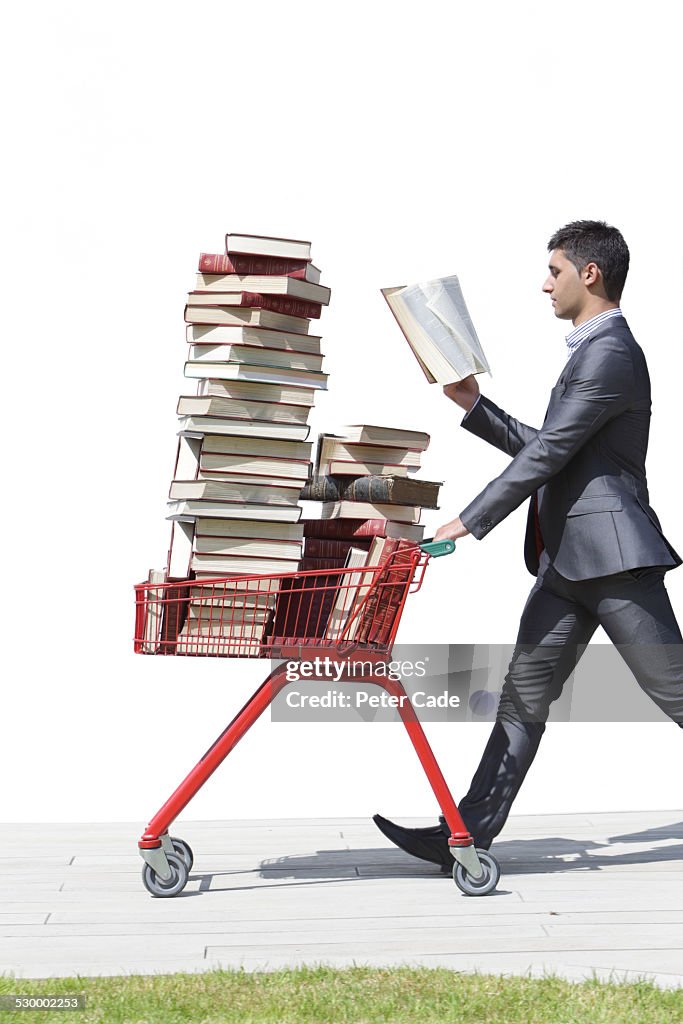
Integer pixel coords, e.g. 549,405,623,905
382,275,491,384
422,276,491,375
381,286,437,382
399,281,487,379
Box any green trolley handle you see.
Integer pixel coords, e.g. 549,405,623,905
419,538,456,557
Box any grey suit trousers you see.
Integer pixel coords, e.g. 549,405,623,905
458,553,683,849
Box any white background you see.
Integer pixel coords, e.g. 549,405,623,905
1,0,682,824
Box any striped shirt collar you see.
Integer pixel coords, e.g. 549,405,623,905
565,308,623,359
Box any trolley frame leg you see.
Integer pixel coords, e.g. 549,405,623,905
139,661,292,870
362,674,483,879
138,659,482,879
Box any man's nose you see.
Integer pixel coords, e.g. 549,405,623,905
542,276,553,293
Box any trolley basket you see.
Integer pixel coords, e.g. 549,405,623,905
133,540,501,898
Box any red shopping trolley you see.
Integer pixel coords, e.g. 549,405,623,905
133,539,501,897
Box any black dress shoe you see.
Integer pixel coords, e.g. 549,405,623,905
373,813,453,872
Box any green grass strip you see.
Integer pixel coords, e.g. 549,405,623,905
1,966,682,1024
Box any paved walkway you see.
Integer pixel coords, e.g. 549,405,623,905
1,810,682,987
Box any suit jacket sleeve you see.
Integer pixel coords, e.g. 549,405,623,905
459,336,634,539
461,395,539,456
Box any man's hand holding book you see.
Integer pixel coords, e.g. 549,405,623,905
381,274,491,545
443,375,480,412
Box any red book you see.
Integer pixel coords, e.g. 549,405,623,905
300,556,346,571
271,573,339,640
301,518,425,543
198,253,319,281
185,294,322,319
304,538,373,559
159,579,191,654
356,540,417,644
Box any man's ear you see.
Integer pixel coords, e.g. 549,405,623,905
582,261,601,288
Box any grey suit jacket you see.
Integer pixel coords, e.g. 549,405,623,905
458,316,681,580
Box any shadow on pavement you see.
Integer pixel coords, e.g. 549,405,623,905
188,819,683,890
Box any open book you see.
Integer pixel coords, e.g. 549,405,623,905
381,275,491,384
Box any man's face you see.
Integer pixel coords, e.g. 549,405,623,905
542,249,588,322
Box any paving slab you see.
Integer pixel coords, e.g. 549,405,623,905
0,812,682,987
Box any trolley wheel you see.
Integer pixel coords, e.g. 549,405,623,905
170,836,194,872
141,852,188,898
452,850,500,896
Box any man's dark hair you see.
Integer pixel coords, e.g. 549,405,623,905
548,220,630,302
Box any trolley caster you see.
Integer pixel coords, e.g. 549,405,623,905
141,852,188,898
169,836,194,872
452,849,500,896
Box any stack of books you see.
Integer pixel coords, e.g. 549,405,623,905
300,424,438,571
158,233,331,655
265,425,439,646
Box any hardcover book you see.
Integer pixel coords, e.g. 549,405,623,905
304,537,373,559
169,479,302,505
301,475,441,508
198,253,320,281
194,274,330,305
225,232,312,261
299,556,346,571
320,500,421,525
339,424,430,449
188,343,324,373
325,547,371,641
184,360,328,390
188,324,322,355
193,518,304,542
201,434,312,461
194,535,303,560
178,417,312,442
199,452,311,483
315,435,423,475
190,553,301,576
167,499,303,523
323,459,408,477
184,305,312,333
302,517,425,543
177,395,312,424
185,293,322,319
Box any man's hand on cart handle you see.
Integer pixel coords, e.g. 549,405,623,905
434,517,470,543
443,375,480,412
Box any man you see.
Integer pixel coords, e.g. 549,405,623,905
374,220,683,872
